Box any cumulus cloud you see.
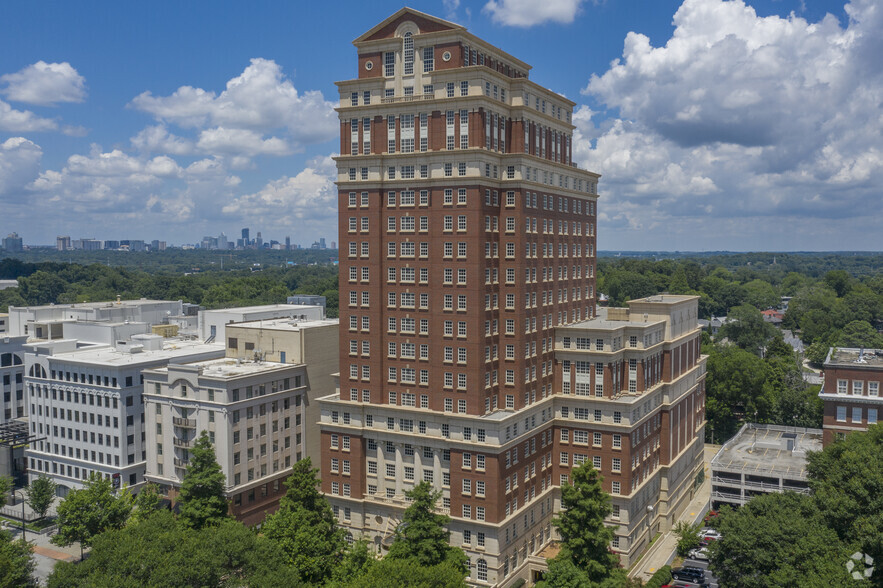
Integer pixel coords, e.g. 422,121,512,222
0,137,42,198
129,58,337,156
0,61,86,106
575,0,883,250
0,99,58,132
130,125,194,156
222,154,336,220
484,0,586,27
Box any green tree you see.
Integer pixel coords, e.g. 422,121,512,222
130,482,164,524
804,340,831,366
52,472,132,554
807,424,883,582
742,279,779,310
544,462,620,585
0,530,35,587
673,521,700,557
824,269,853,297
339,557,467,588
835,320,883,349
387,482,468,573
705,345,770,441
177,430,229,530
717,304,776,354
329,539,376,585
25,475,56,520
261,458,346,584
0,477,11,509
48,509,301,587
710,492,857,587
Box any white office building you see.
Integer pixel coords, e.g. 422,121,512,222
0,335,26,422
7,299,184,339
24,335,223,494
197,304,325,343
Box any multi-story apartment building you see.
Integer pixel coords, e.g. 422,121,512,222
143,358,307,526
554,295,706,566
24,335,223,494
225,317,338,466
820,347,882,446
0,335,26,422
321,8,606,585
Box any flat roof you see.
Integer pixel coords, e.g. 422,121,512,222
229,317,338,332
48,340,223,367
826,347,883,368
200,304,321,314
629,294,699,304
563,307,666,331
155,357,302,378
711,423,822,478
10,299,176,311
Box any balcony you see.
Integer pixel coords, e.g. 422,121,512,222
380,94,435,105
173,417,196,428
174,458,189,467
173,437,193,448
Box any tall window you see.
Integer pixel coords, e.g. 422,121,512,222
384,52,395,77
403,33,414,75
423,47,434,72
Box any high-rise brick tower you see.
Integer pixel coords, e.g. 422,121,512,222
319,8,704,586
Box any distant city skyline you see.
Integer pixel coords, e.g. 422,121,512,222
1,228,335,250
2,0,880,250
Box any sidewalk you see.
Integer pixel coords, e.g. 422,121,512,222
628,445,716,581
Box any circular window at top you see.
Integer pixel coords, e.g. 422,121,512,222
365,61,374,71
442,51,452,62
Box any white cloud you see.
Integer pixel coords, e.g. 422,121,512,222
484,0,585,27
29,146,185,219
130,125,194,156
0,61,86,106
196,127,290,157
130,58,337,150
574,0,883,250
0,99,58,132
0,137,42,198
221,154,337,232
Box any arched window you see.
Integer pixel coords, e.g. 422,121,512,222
403,32,414,75
477,559,488,581
13,353,22,365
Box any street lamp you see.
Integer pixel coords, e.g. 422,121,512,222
14,489,25,541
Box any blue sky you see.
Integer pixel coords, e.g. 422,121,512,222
2,0,879,251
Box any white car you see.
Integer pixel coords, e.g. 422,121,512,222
688,547,710,561
700,528,722,541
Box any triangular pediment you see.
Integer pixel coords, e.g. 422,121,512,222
354,7,463,44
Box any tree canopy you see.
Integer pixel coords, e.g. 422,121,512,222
539,462,623,587
0,530,35,588
710,493,859,587
176,431,229,530
25,475,56,520
260,458,346,585
387,482,468,573
47,509,301,588
52,472,132,550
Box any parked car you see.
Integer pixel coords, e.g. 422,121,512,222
671,566,707,585
700,528,722,541
688,547,710,561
